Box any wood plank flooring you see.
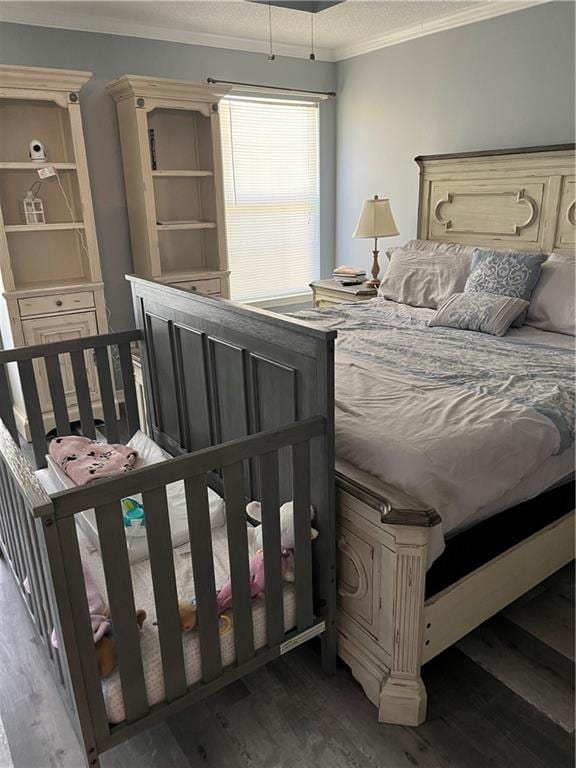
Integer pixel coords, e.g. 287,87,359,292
0,559,573,768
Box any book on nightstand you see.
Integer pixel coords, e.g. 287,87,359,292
332,266,366,285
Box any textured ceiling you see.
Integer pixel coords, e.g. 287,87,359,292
0,1,542,60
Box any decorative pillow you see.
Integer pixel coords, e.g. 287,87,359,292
378,247,472,309
428,292,529,336
526,255,575,336
465,249,546,326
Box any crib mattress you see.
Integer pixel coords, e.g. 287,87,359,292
35,469,296,725
83,526,296,724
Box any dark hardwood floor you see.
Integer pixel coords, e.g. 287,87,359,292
0,560,573,768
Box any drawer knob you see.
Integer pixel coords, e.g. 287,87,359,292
55,300,63,307
191,286,197,292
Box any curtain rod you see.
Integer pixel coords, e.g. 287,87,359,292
206,77,335,98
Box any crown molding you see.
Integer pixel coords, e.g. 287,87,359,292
0,64,92,92
0,0,550,64
106,74,231,104
335,0,551,61
0,5,337,62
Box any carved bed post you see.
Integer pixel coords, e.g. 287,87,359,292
378,523,429,726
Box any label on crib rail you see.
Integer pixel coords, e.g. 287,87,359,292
280,621,325,655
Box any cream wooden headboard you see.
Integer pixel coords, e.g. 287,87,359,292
416,144,575,256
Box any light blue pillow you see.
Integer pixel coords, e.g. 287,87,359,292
428,292,529,336
465,249,546,326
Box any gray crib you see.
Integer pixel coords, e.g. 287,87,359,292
0,276,336,767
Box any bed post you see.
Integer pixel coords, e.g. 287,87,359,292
378,523,429,726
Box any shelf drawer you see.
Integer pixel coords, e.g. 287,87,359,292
18,291,95,318
175,278,221,296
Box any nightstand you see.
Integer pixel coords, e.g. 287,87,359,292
310,279,378,309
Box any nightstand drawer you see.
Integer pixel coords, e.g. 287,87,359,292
18,291,95,318
176,278,221,296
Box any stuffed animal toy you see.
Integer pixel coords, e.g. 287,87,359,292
216,550,294,613
178,600,198,632
96,609,147,678
245,499,318,553
214,500,318,613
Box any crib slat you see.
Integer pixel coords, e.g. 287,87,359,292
119,343,140,438
51,516,110,747
44,354,71,436
223,461,254,665
70,351,96,439
258,451,285,647
95,348,119,443
17,359,46,468
14,493,45,636
95,501,148,722
23,511,53,656
143,486,187,702
0,363,18,443
292,441,313,630
184,475,222,682
0,467,19,575
4,474,26,584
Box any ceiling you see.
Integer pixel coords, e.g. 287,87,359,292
0,0,547,61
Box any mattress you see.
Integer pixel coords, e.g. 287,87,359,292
293,298,575,565
36,469,296,724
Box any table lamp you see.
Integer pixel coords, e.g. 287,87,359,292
353,196,399,287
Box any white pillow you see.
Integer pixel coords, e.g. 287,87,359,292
46,430,226,563
378,247,472,309
525,255,575,336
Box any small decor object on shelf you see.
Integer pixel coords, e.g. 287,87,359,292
21,188,45,224
353,195,399,288
29,139,47,162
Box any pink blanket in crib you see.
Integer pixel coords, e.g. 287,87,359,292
48,436,138,486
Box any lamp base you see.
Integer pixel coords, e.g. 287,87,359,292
368,247,381,288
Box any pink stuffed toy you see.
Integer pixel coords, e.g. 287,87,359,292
216,550,293,613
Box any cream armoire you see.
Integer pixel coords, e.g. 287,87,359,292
0,65,109,439
106,75,231,298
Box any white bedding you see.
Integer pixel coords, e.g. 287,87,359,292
35,469,296,725
294,298,574,566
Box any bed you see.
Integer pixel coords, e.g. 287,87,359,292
329,144,575,725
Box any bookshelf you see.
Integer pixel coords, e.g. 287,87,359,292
0,65,109,439
106,75,231,297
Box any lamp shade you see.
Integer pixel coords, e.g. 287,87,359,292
353,196,399,239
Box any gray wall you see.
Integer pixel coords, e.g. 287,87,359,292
0,22,336,329
335,2,576,270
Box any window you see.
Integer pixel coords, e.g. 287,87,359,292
220,96,319,302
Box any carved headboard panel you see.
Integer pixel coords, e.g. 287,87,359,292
416,144,575,256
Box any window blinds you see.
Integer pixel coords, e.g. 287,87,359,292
219,96,320,302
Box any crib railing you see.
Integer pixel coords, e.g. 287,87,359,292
45,415,324,749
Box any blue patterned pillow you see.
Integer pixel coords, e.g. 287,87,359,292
465,249,546,326
428,292,529,336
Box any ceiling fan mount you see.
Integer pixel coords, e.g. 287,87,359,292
246,1,346,13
